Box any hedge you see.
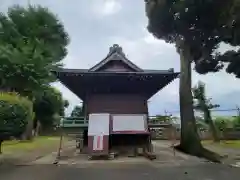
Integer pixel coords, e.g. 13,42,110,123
0,92,34,140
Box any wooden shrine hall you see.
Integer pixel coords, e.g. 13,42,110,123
55,44,179,158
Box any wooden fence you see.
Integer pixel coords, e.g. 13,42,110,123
150,127,240,140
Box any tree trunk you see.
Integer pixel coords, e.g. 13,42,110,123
34,121,41,136
178,48,203,154
22,119,34,140
175,45,222,163
0,140,3,154
204,110,220,142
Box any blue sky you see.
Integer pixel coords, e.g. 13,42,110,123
1,0,240,117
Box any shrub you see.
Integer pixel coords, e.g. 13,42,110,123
232,116,240,130
214,117,228,132
0,92,34,153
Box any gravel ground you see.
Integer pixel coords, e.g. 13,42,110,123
1,140,240,180
1,162,239,180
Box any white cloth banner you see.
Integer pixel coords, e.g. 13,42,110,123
88,113,110,136
93,135,103,151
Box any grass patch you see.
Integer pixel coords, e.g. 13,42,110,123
2,136,61,154
202,140,240,149
220,140,240,148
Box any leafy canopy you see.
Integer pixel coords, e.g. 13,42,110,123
145,0,238,74
0,92,34,140
0,5,69,96
33,86,67,127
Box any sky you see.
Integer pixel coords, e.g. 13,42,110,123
1,0,240,117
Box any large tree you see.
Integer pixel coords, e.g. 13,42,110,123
145,0,236,160
0,5,69,139
192,81,220,142
0,5,69,97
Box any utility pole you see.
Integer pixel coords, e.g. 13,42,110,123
164,110,169,123
236,105,240,116
164,110,168,116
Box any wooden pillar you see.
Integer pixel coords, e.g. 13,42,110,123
84,94,89,124
82,102,87,124
170,125,177,156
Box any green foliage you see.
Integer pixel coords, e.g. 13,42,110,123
145,0,240,77
63,100,69,108
192,81,220,141
0,92,34,140
214,117,229,131
0,5,69,60
214,116,240,131
33,86,66,128
146,0,234,72
59,99,69,117
70,105,84,117
150,115,171,123
232,116,240,129
215,1,240,78
0,5,69,97
192,81,219,121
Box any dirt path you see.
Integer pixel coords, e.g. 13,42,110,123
32,140,205,168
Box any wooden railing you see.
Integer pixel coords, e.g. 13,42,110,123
60,117,88,127
59,116,173,128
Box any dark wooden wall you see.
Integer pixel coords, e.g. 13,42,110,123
86,94,148,115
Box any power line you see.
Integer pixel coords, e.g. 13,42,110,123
163,108,240,114
210,109,238,112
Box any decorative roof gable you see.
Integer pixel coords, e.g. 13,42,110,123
89,44,143,72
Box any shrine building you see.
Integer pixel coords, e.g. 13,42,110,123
55,44,179,157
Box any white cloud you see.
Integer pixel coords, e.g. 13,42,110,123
143,33,174,48
217,42,240,54
92,0,122,17
107,28,176,67
193,70,240,97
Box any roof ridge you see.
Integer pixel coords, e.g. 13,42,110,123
89,44,143,72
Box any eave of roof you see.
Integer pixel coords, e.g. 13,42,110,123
54,68,176,75
55,69,180,100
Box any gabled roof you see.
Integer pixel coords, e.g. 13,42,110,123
89,44,143,72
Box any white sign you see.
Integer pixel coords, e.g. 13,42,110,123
88,113,110,136
112,114,147,132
